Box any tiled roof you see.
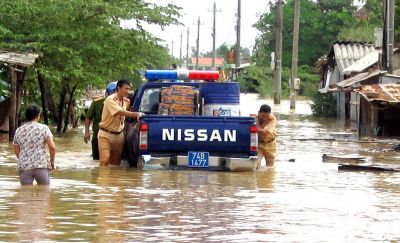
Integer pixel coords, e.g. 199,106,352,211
190,57,225,66
355,82,400,103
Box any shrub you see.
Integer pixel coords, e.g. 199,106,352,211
310,92,337,117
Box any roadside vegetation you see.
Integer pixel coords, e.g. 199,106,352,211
1,0,400,130
248,0,400,117
0,0,180,133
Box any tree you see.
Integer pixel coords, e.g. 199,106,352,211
339,0,400,42
0,0,180,132
254,0,356,67
200,43,250,60
0,67,9,101
317,0,354,12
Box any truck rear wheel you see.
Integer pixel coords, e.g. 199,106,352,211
125,123,140,168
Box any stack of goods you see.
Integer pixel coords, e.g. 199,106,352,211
158,87,172,115
158,85,197,115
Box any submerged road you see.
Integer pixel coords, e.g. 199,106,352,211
0,94,399,242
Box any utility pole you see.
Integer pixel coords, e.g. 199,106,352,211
383,0,394,73
274,0,283,104
290,0,300,110
179,32,183,67
209,2,221,68
235,0,241,72
186,27,190,68
196,16,201,69
171,40,174,57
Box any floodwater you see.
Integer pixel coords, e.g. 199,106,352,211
1,94,400,242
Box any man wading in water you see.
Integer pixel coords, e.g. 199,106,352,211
256,104,277,170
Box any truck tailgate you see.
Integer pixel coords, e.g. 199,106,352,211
141,116,255,155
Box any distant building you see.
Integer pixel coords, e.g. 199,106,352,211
353,6,369,21
187,57,225,70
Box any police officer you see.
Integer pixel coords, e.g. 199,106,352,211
98,79,143,166
256,104,277,170
84,81,117,160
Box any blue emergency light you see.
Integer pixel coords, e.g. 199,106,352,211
145,70,177,80
145,70,219,81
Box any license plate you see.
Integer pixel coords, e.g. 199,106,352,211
188,152,209,168
213,109,231,116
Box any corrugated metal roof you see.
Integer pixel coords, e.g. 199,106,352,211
392,69,400,76
333,69,383,88
342,50,379,74
0,51,39,66
332,42,375,74
355,83,400,103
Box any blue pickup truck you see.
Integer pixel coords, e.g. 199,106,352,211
125,70,258,171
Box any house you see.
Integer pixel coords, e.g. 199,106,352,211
187,57,225,70
318,41,376,120
318,41,400,137
0,50,38,138
353,6,369,21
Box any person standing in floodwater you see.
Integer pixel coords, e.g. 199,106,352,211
98,79,143,166
13,105,56,185
256,104,277,170
84,81,117,160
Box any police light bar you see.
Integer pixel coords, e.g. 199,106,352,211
145,70,219,81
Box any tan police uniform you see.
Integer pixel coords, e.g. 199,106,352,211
258,114,277,167
98,93,130,166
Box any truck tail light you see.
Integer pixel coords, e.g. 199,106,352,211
250,125,258,152
139,123,148,150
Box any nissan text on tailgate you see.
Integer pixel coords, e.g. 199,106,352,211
125,70,258,171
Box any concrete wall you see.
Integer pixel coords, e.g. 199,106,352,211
381,75,400,84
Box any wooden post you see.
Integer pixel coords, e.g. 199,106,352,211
37,70,49,124
274,0,283,104
235,0,241,70
8,68,17,141
186,28,190,68
196,16,200,70
290,0,300,110
16,68,26,128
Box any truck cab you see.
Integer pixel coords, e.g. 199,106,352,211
125,70,258,171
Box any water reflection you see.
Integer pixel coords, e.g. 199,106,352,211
10,186,52,242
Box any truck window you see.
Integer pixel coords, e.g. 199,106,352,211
139,88,161,113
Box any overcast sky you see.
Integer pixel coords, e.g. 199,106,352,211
122,0,365,59
139,0,272,58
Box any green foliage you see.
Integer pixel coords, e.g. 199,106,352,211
254,0,356,68
295,65,320,97
310,92,337,117
237,65,274,97
0,0,180,85
216,44,230,58
339,0,400,42
0,67,9,102
364,0,384,25
338,24,376,42
201,44,251,59
0,0,180,130
0,80,9,102
317,0,354,12
237,64,319,99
